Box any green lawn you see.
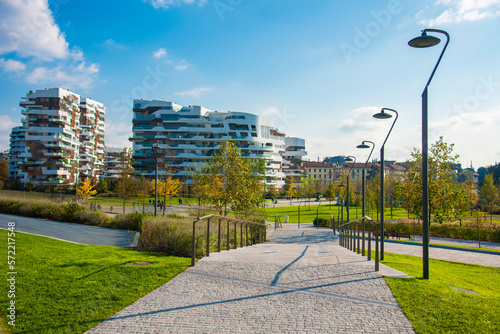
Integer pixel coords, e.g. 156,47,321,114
0,230,190,334
264,203,411,223
380,252,500,333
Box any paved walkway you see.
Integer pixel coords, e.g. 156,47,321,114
87,224,415,334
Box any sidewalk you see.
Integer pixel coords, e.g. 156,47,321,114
87,223,414,334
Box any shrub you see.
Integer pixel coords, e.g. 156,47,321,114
111,213,143,231
61,203,85,222
313,217,330,228
73,210,111,227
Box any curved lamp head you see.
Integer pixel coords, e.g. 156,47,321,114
408,31,441,48
345,156,353,162
357,143,371,149
339,183,346,188
373,110,393,119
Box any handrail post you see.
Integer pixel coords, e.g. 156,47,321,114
191,221,196,266
240,223,243,248
246,224,248,246
234,221,237,249
206,218,210,257
227,220,230,250
362,218,365,256
375,223,379,271
218,219,221,252
357,223,360,254
368,219,372,261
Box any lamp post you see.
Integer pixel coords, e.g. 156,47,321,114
372,108,399,260
338,183,346,224
152,144,163,217
408,29,450,279
344,156,356,222
356,141,375,256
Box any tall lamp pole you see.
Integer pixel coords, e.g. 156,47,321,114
408,29,450,279
344,156,356,222
339,183,346,224
356,141,375,256
373,108,398,260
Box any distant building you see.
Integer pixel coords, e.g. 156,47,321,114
130,99,287,188
7,127,24,180
303,161,336,188
12,88,105,187
282,137,307,180
103,147,125,179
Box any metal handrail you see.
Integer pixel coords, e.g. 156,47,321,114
338,216,380,271
191,214,266,266
274,214,282,230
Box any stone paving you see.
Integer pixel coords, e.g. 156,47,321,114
87,224,415,334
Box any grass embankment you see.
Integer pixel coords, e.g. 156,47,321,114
381,252,500,333
0,229,190,334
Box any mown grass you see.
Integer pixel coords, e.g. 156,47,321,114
0,229,190,334
380,252,500,333
264,203,410,223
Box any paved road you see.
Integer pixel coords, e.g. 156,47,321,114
87,224,415,334
0,213,138,247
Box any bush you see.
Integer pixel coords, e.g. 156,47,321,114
313,217,330,228
111,213,143,231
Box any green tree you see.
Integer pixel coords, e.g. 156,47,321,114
402,137,463,224
480,174,499,222
0,159,8,189
115,148,138,213
136,176,152,213
286,176,299,205
192,141,264,217
325,182,340,206
385,175,398,219
463,180,479,215
300,175,315,209
366,177,380,221
95,179,108,194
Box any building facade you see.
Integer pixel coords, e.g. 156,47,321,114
303,161,336,188
130,99,287,188
7,127,25,180
14,88,105,187
103,147,125,179
282,137,307,180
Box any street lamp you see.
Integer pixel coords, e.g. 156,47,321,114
338,183,346,224
356,140,375,257
373,107,398,261
408,29,450,279
152,144,163,217
344,155,356,222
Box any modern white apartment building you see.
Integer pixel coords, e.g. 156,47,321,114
79,98,106,180
103,147,125,179
7,127,25,180
130,99,287,188
282,137,307,180
14,88,105,186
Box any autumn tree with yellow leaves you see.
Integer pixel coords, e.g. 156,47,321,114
77,178,97,200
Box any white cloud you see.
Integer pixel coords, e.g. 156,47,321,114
143,0,207,9
0,0,69,60
175,60,189,71
338,106,391,134
420,0,500,25
102,39,127,50
174,87,214,98
0,114,21,152
27,61,99,91
104,122,133,149
0,58,26,72
153,48,167,58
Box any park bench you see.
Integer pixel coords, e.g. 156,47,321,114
397,232,412,240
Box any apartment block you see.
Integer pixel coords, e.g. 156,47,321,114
303,161,337,187
103,147,125,179
130,99,286,188
282,137,307,180
7,127,25,179
14,88,105,186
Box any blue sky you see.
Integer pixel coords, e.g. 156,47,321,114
1,0,500,168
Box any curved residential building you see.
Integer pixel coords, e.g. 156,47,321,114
130,99,286,188
283,137,307,180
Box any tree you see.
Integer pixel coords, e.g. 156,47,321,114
300,175,315,209
136,176,152,213
385,175,398,219
480,174,499,222
77,178,97,200
286,176,299,205
192,141,264,217
463,180,479,216
325,182,340,206
0,159,8,189
95,179,108,194
115,148,138,213
401,137,464,224
366,177,380,221
154,176,180,213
